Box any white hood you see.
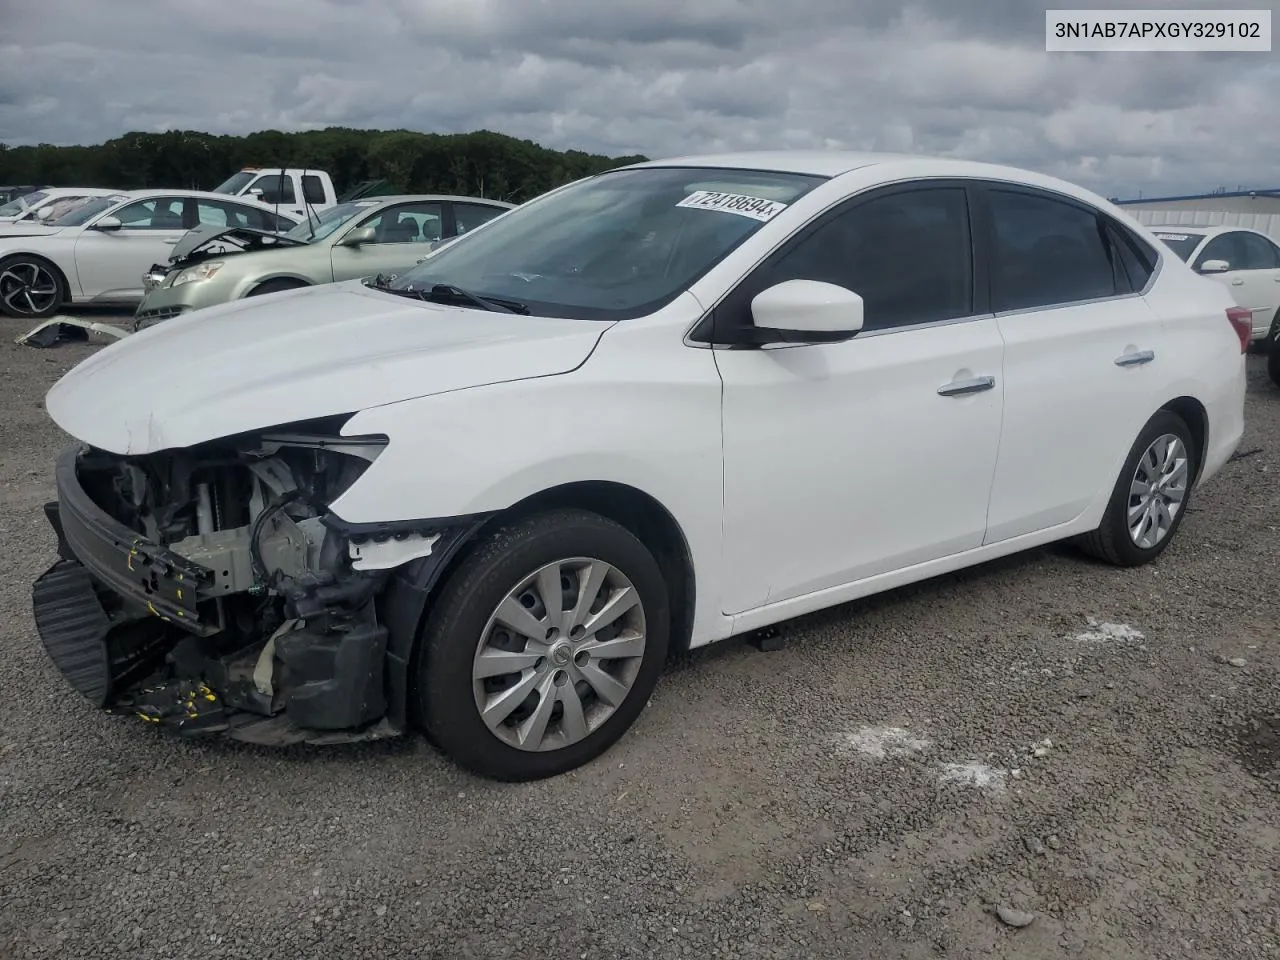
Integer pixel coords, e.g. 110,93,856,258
0,224,67,238
46,281,611,455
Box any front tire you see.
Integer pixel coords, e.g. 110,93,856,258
415,509,670,781
1075,410,1196,566
0,255,66,319
1268,339,1280,388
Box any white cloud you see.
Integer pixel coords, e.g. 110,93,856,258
0,0,1276,197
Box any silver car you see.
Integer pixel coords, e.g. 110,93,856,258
134,194,515,328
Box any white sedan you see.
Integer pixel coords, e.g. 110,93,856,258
0,189,300,319
0,187,121,226
1150,225,1280,343
35,152,1246,781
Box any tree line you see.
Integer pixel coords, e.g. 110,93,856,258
0,128,649,203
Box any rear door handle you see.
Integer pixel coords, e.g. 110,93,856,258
937,375,995,397
1231,278,1244,285
1115,350,1155,367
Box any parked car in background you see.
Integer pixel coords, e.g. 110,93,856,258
32,152,1245,781
211,168,340,221
0,187,122,225
134,194,514,328
0,185,48,205
0,190,300,319
1150,225,1280,346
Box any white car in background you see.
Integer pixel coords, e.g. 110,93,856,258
34,152,1247,781
0,187,121,226
0,189,300,319
1150,225,1280,345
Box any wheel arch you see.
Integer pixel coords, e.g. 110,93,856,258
1159,395,1208,484
243,274,312,297
376,480,697,731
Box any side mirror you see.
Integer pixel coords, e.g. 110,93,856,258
1199,259,1230,274
748,279,865,343
248,188,264,198
339,226,376,248
93,216,123,231
34,206,54,220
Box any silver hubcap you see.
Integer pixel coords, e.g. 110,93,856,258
472,557,647,752
0,262,58,315
1128,433,1188,549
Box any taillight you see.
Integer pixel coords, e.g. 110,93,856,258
1226,307,1252,353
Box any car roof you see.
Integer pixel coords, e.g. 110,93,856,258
621,151,1124,206
343,194,517,208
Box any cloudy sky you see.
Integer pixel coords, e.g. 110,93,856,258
1,0,1276,198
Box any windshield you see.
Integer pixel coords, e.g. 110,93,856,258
212,171,257,195
1151,231,1205,261
0,190,47,217
386,166,826,321
283,200,379,242
48,194,129,227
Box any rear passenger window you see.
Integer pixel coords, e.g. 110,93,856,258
302,176,327,205
1106,222,1158,292
987,190,1120,311
750,187,972,331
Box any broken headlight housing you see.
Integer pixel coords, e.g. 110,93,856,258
172,261,224,286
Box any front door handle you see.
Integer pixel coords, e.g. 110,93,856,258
1231,278,1244,286
1115,349,1155,367
937,375,995,397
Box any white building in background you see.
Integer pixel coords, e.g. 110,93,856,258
1112,188,1280,242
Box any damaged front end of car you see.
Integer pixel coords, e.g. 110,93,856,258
31,415,469,746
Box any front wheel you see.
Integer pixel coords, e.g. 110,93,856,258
245,278,308,297
1075,410,1196,566
415,509,670,781
1268,338,1280,387
0,255,66,319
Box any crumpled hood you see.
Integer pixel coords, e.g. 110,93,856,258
168,222,306,262
47,281,611,455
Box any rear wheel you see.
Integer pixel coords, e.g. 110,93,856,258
1268,338,1280,387
415,509,670,781
1075,410,1196,566
246,278,308,297
0,255,65,319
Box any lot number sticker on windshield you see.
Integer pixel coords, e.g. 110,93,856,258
676,191,788,222
1155,233,1190,241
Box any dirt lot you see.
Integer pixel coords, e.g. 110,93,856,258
1,317,1277,960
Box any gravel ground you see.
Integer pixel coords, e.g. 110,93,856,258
1,314,1277,960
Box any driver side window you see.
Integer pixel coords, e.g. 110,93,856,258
354,202,444,244
112,198,186,230
1195,234,1244,271
714,186,973,336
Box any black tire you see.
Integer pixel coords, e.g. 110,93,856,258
1265,309,1280,351
0,254,66,319
245,278,308,298
1075,410,1196,567
414,509,670,781
1268,338,1280,388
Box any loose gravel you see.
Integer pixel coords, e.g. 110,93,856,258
1,316,1277,960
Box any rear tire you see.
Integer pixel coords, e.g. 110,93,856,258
245,278,308,297
414,509,670,781
1268,338,1280,388
0,254,66,319
1075,410,1196,567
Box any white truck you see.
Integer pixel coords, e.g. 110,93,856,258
211,168,339,221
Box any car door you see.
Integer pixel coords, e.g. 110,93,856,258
73,196,190,300
1192,232,1275,335
329,201,445,281
1198,231,1280,337
978,184,1166,544
713,184,1005,615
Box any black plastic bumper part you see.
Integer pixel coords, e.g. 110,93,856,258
31,560,114,706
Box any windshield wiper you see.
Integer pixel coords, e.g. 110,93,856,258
392,281,530,315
